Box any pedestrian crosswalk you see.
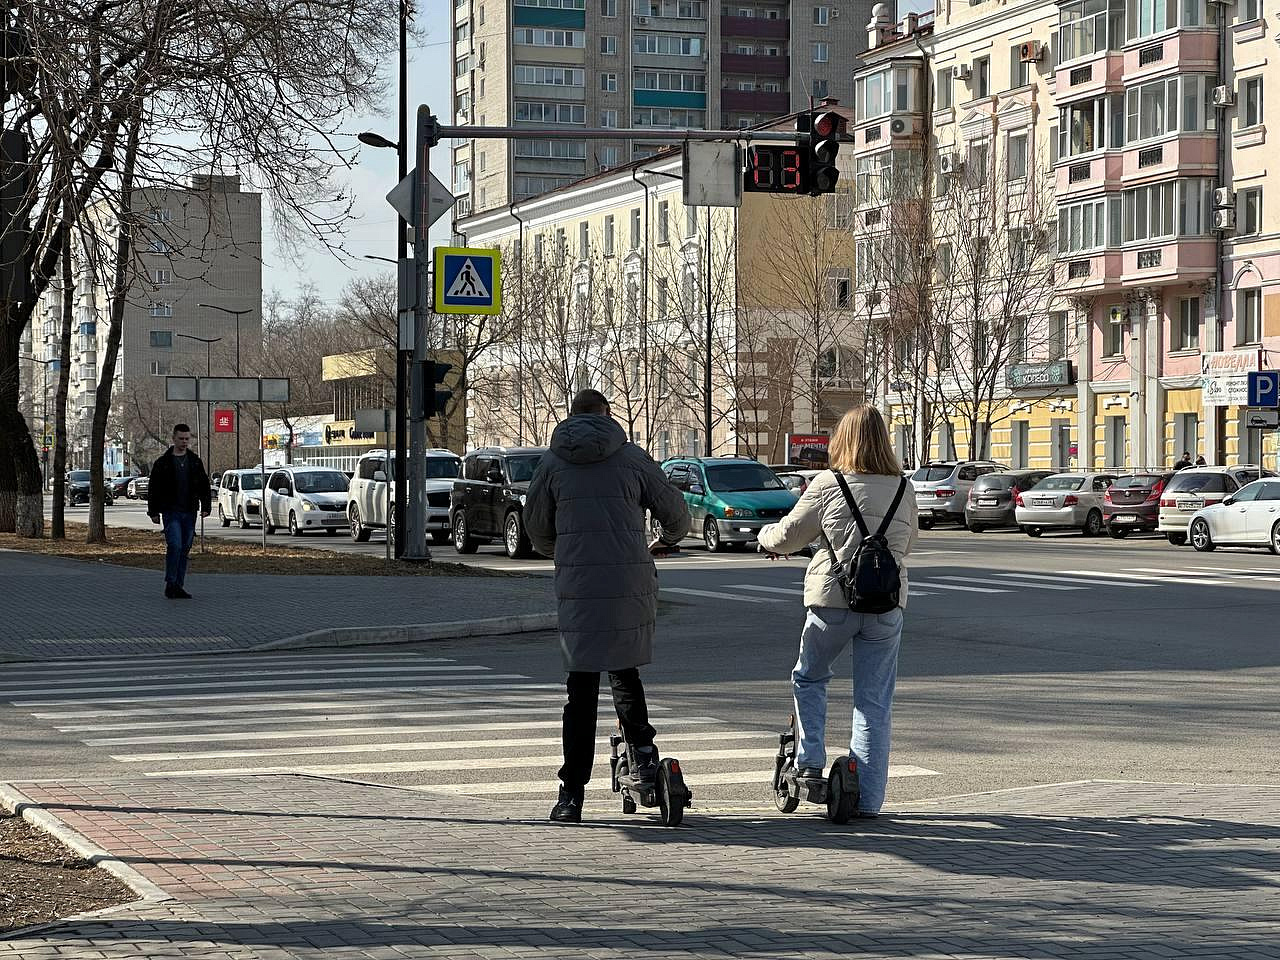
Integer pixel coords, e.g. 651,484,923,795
3,652,941,806
661,562,1280,606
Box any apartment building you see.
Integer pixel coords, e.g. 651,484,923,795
854,1,1279,472
451,0,878,216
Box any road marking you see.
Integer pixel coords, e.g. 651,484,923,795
1185,565,1280,577
44,699,576,726
730,584,803,596
1059,569,1229,585
995,572,1155,587
909,580,1009,594
0,652,450,676
933,575,1084,592
661,587,786,603
1124,567,1228,579
0,669,503,699
416,764,943,795
0,664,489,689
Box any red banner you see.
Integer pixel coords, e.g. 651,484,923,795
213,409,235,433
787,434,829,468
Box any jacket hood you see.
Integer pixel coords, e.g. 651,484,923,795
550,414,627,465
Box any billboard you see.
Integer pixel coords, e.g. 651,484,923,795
786,433,829,468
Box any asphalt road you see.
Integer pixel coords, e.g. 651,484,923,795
7,511,1280,816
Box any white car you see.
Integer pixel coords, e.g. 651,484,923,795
1187,478,1280,554
1157,466,1274,546
217,468,266,529
347,448,461,545
262,465,351,536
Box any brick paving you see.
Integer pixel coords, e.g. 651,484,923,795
0,553,553,660
3,775,1278,958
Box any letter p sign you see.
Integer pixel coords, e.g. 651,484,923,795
1247,371,1279,408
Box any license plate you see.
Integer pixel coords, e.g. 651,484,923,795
1111,515,1135,524
1034,498,1055,507
1178,498,1204,511
978,498,997,507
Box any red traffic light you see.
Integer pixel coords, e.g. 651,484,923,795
813,111,842,138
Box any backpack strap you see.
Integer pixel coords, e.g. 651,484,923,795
831,470,871,540
873,476,909,539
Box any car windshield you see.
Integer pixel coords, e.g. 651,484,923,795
239,473,263,491
974,475,1015,491
1034,476,1084,491
69,471,90,482
293,471,349,494
506,455,543,483
912,465,956,482
705,463,785,492
426,458,461,480
1112,474,1163,489
1166,472,1228,494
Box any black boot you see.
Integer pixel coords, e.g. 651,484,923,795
549,786,583,824
633,745,658,783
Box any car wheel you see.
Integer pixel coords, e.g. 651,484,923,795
237,507,250,530
918,517,934,530
1108,526,1129,539
967,522,985,533
349,504,371,542
264,519,276,535
453,512,478,554
430,530,450,545
1190,518,1216,552
1082,509,1103,537
1166,532,1187,547
504,511,532,559
1025,526,1043,538
703,517,724,553
289,511,302,537
219,505,231,528
1270,520,1280,557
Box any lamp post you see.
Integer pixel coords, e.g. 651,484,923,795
197,303,252,468
177,334,222,550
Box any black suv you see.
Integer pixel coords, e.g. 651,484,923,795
451,446,549,559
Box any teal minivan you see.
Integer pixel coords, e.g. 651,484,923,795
659,457,800,552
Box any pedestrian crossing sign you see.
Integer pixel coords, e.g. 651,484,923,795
433,246,502,315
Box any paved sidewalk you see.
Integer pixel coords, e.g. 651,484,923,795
2,775,1277,959
0,552,554,660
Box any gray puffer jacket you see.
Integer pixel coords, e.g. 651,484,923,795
524,415,691,671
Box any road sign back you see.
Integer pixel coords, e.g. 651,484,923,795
433,246,502,315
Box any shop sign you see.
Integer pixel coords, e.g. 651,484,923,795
1006,361,1074,390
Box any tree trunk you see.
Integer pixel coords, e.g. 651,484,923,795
87,116,142,543
51,200,75,539
0,303,43,536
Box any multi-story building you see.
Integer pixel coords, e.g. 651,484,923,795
451,0,877,216
454,107,862,460
854,2,1280,472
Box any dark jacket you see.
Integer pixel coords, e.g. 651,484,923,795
147,447,211,516
524,414,690,672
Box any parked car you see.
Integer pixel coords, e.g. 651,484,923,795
776,473,809,494
217,468,266,529
109,476,134,498
1102,471,1175,538
1157,466,1275,545
963,469,1054,531
65,470,113,507
348,448,461,546
262,465,351,536
1188,478,1280,554
127,476,149,500
451,447,548,558
911,460,1005,529
1015,471,1117,537
659,456,799,552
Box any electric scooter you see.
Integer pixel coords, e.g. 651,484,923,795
610,727,693,826
771,714,860,824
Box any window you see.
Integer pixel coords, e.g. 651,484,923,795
1049,311,1069,360
657,200,670,243
147,208,172,223
968,141,990,180
148,239,170,254
1125,0,1215,38
812,78,829,98
600,145,620,168
633,33,702,56
1104,314,1126,356
535,234,545,267
513,139,587,159
813,5,829,24
812,42,829,62
634,106,704,127
153,268,171,284
1242,0,1261,20
1125,77,1179,142
1122,180,1175,242
149,359,171,376
1242,77,1263,128
1240,187,1263,235
600,35,617,55
935,68,952,110
827,269,852,308
149,330,172,348
601,72,618,91
601,109,618,127
973,56,990,98
513,65,585,86
938,325,953,369
600,0,617,13
149,302,172,317
657,277,668,315
937,242,953,281
762,81,780,92
478,151,486,172
555,227,567,260
1174,297,1200,350
514,100,586,123
513,28,585,47
604,214,616,256
630,208,641,249
1010,45,1031,89
1058,198,1108,252
634,70,705,91
1007,132,1028,180
685,204,698,238
578,222,590,259
1059,97,1106,157
1238,288,1262,344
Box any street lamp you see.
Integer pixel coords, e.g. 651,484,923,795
197,303,253,467
358,131,399,151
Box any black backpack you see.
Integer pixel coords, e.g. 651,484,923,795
820,472,908,615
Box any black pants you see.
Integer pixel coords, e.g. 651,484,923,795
558,668,656,793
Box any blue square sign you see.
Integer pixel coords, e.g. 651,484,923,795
433,246,502,315
1247,370,1279,408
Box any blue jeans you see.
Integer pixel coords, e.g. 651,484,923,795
162,511,196,588
792,605,903,814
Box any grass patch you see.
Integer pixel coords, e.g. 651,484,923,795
0,522,515,577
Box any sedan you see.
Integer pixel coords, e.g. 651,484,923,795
1015,472,1117,537
964,469,1053,531
1188,479,1280,554
1103,471,1175,538
127,476,150,500
109,476,133,498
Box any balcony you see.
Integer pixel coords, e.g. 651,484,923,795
1053,52,1124,101
1055,152,1123,199
1119,134,1217,185
719,14,788,39
721,88,788,114
721,53,788,76
1122,31,1216,81
1121,237,1216,284
1056,251,1123,293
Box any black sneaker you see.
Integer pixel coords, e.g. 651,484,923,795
549,786,583,824
173,588,192,599
633,746,658,783
164,585,177,599
796,766,824,781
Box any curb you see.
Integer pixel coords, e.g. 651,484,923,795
249,611,559,651
0,781,173,906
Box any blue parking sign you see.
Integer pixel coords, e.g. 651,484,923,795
1247,370,1279,408
433,246,502,315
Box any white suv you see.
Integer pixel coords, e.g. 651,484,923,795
347,449,461,545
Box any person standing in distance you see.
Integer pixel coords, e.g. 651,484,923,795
524,389,691,824
147,423,211,599
758,405,917,818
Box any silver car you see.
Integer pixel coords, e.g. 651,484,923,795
911,460,1005,529
1158,465,1277,546
1015,471,1117,537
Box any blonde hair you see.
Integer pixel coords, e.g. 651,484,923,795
828,405,902,476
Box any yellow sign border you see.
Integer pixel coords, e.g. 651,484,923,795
433,246,502,316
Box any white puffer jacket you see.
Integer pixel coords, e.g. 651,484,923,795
758,470,918,610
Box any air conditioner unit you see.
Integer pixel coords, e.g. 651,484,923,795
1019,40,1043,63
1212,84,1235,107
1109,306,1128,325
831,6,840,14
636,15,648,23
952,63,972,81
939,152,963,175
890,116,915,136
1213,187,1236,208
1213,208,1236,230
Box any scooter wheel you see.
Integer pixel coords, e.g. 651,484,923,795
774,780,799,814
657,760,685,827
826,757,857,825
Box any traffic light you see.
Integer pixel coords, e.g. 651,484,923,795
421,360,453,419
806,110,845,195
742,144,807,195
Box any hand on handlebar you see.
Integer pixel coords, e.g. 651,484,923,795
756,542,785,561
649,537,680,558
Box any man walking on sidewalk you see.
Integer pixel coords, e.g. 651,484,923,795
524,389,690,823
147,423,211,599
